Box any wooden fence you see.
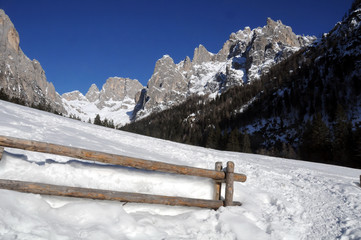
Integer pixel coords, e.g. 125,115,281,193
0,135,247,209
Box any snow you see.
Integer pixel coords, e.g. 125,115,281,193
188,59,244,96
0,99,361,239
236,95,258,114
62,96,135,127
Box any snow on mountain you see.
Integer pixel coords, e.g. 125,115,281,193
61,77,143,126
133,18,316,120
0,100,360,239
62,93,135,127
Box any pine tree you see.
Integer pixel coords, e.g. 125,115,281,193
351,126,361,168
301,113,332,163
94,114,102,126
226,129,240,152
333,104,350,164
205,126,220,149
310,113,331,150
240,132,251,153
102,118,109,127
108,119,115,129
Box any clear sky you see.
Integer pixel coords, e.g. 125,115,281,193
1,0,354,95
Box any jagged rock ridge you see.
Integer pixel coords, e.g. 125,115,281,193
134,18,315,119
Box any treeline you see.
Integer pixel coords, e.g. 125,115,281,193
0,88,61,115
0,87,118,129
93,114,115,128
70,113,116,128
301,109,361,167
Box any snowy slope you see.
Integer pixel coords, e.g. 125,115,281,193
0,99,360,240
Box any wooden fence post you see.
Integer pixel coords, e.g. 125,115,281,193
214,162,223,201
224,161,234,207
0,147,3,160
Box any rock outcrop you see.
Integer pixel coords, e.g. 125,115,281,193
0,9,65,113
146,55,188,108
96,77,143,108
132,88,149,120
192,45,214,65
85,84,100,102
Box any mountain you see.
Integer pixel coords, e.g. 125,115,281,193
0,8,316,127
0,9,65,114
132,18,315,119
62,77,143,126
122,1,361,169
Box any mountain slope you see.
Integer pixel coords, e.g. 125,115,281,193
0,99,361,239
122,1,361,168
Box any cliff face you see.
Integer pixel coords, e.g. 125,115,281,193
0,9,65,113
145,55,188,109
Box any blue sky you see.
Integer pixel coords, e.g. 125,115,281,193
1,0,354,94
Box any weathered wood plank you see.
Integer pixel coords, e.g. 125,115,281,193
214,162,222,201
0,135,247,182
0,179,241,209
0,147,3,160
234,173,247,182
224,161,235,207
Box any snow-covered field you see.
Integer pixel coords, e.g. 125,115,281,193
0,99,360,240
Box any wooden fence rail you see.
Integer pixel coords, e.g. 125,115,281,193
0,135,247,209
0,179,241,209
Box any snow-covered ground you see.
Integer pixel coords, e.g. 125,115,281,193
0,99,360,240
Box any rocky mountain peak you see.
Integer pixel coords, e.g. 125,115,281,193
85,83,100,102
265,17,301,47
192,44,214,65
95,77,143,108
181,56,193,72
0,9,19,54
155,55,175,69
146,54,187,108
266,17,280,27
245,18,315,80
62,90,86,101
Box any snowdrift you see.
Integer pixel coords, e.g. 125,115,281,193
0,100,360,239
